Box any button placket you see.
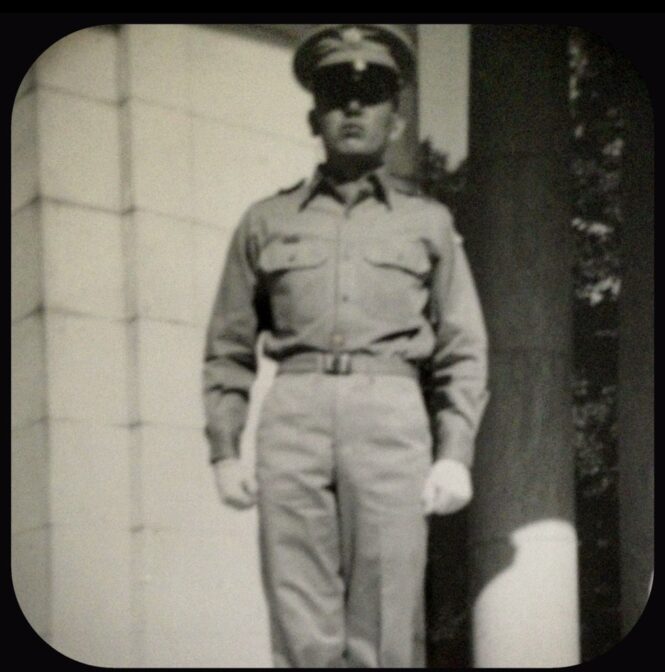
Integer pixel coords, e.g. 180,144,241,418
340,240,351,304
337,214,356,331
330,209,343,352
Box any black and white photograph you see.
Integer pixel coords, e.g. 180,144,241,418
10,18,654,668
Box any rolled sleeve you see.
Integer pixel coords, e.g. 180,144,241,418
429,214,489,467
203,212,260,463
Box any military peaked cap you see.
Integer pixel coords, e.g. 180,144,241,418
293,24,416,91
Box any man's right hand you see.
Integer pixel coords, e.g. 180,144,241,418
212,458,258,509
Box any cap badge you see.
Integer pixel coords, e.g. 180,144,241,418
341,27,364,45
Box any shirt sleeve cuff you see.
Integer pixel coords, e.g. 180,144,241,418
435,411,477,468
205,392,249,464
208,443,239,464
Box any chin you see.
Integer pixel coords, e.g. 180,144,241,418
335,141,376,156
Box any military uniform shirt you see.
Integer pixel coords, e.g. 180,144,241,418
203,166,489,466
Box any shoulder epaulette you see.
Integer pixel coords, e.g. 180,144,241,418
277,179,306,195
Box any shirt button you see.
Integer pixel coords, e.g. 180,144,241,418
341,294,350,302
331,333,345,347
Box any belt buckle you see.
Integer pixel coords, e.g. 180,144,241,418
324,352,352,375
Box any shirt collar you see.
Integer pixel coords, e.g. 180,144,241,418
299,164,393,211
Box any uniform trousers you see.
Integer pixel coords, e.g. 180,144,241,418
255,371,431,668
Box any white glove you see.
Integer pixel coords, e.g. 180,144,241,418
212,458,258,510
421,458,473,515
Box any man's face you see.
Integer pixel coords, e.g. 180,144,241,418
310,65,404,164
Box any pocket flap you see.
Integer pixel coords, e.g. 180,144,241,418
364,241,430,275
260,240,328,272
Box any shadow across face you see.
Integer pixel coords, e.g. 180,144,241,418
312,63,399,111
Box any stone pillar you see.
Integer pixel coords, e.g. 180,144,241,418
617,67,654,637
11,27,133,666
464,25,580,666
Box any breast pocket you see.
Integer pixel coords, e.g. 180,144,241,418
258,239,330,331
361,240,432,323
364,241,431,277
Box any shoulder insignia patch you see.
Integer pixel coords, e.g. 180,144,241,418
277,179,306,195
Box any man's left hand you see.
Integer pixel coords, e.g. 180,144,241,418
421,458,473,515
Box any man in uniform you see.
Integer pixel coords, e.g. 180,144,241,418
203,24,489,668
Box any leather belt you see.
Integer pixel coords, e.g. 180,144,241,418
277,352,419,379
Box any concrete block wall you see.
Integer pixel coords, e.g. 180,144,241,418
11,25,133,667
12,24,319,667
